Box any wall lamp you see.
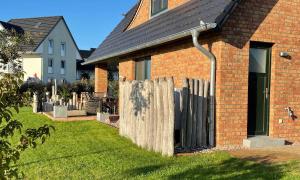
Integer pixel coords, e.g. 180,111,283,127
280,52,291,59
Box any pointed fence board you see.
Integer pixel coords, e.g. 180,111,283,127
119,78,175,156
119,77,211,156
179,78,210,150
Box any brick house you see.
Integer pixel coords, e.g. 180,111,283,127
84,0,300,147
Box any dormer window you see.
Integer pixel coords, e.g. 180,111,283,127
151,0,168,16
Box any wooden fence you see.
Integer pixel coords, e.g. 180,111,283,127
119,78,175,156
178,78,210,150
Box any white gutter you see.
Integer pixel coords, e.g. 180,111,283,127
82,23,217,65
191,21,216,147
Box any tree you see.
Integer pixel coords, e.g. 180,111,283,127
0,29,54,178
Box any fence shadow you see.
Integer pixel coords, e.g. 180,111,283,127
129,81,150,116
167,157,286,179
122,156,288,179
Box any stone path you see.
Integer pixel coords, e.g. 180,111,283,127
229,146,300,163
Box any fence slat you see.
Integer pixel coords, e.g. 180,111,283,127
167,77,175,156
148,81,155,150
180,79,188,148
196,80,204,147
186,79,193,149
162,78,169,156
202,81,209,147
155,79,163,152
192,79,199,148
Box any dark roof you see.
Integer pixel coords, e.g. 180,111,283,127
80,48,96,59
87,0,240,64
77,60,94,71
8,16,63,51
0,21,24,33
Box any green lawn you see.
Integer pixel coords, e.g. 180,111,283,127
13,108,300,179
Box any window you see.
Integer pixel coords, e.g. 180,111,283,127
48,59,53,74
60,60,65,74
135,57,151,80
48,39,54,54
48,78,53,83
61,42,66,56
61,78,66,84
151,0,168,16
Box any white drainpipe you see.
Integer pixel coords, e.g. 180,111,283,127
191,22,216,147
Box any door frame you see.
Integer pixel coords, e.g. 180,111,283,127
247,41,273,136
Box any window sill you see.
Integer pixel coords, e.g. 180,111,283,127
150,9,168,19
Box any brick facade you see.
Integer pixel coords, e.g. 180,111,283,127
95,0,300,146
217,0,300,146
95,64,108,93
128,0,189,29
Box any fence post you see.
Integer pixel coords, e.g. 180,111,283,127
192,79,199,148
167,77,175,156
147,80,155,150
186,79,194,149
181,79,188,149
162,78,169,156
196,80,204,147
202,81,209,147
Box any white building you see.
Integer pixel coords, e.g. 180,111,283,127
0,16,82,83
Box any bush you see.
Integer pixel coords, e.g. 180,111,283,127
70,80,94,95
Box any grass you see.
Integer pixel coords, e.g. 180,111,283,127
13,107,300,179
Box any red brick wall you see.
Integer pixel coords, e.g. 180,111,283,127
96,0,300,146
119,60,135,81
95,65,108,93
128,0,190,29
119,38,221,87
218,0,300,146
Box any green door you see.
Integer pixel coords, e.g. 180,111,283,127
248,42,272,136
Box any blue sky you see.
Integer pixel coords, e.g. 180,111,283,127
0,0,138,50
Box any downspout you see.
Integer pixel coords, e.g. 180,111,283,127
191,22,216,147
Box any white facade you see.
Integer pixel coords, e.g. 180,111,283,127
0,19,81,83
36,20,81,83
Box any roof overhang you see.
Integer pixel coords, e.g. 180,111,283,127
83,22,217,65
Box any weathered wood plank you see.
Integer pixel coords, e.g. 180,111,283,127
186,79,193,149
180,78,189,148
148,80,155,150
196,80,204,147
155,79,163,152
192,79,199,148
152,79,159,152
167,77,175,156
162,78,169,156
202,80,209,147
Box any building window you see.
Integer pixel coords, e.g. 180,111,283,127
61,42,66,56
48,39,54,54
48,59,53,74
61,78,66,84
135,57,151,80
151,0,168,16
48,78,53,84
60,60,65,74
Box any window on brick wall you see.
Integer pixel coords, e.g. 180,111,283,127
151,0,168,16
135,57,151,80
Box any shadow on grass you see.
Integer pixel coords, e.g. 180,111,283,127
124,156,288,179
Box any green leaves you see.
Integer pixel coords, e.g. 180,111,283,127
0,28,54,179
